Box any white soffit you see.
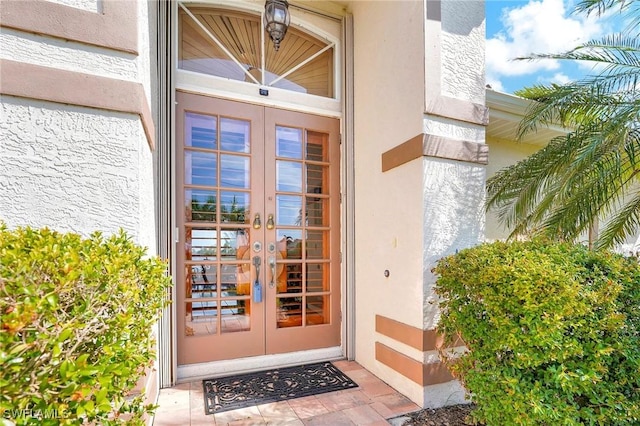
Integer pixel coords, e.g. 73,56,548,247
486,89,568,147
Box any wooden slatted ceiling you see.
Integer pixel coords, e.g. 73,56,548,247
179,7,333,97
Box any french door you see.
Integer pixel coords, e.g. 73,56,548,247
176,92,341,365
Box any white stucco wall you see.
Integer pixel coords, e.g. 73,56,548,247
0,0,156,253
0,97,153,249
440,0,485,104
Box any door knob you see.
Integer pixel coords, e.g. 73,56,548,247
253,213,261,229
266,213,275,230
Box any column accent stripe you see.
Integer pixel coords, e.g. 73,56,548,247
382,133,489,172
0,0,138,54
426,95,489,126
375,314,440,352
375,342,454,386
1,59,155,150
375,314,465,351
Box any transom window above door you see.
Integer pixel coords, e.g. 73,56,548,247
178,4,335,98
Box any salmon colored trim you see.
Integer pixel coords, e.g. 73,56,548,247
375,314,440,352
375,315,465,351
0,0,137,54
0,59,155,150
381,133,489,172
375,342,454,386
380,134,423,172
426,95,489,126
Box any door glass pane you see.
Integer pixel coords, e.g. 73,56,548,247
306,263,328,292
186,264,217,298
186,301,217,335
277,296,302,328
276,195,302,226
276,160,302,192
221,118,250,153
186,227,218,261
221,300,251,333
306,130,327,161
305,164,326,194
220,192,249,224
306,197,327,227
185,151,217,186
306,295,328,325
186,112,217,149
306,231,327,259
220,154,249,188
276,127,302,159
186,189,217,222
219,229,250,260
278,263,302,294
277,230,303,260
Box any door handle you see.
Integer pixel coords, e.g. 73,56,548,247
266,213,275,230
268,255,276,288
252,256,262,303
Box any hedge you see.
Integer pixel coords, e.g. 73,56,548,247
1,225,171,425
434,240,640,425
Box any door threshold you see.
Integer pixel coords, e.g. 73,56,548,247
176,346,344,383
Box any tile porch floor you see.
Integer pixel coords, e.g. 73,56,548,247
153,360,420,425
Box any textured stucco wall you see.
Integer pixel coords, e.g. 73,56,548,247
420,0,486,408
0,97,152,246
440,0,485,104
0,0,156,253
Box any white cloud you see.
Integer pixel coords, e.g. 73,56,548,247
486,0,604,86
548,72,572,85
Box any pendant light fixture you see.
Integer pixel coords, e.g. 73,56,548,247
264,0,290,51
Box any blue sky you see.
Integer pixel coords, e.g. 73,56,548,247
486,0,627,94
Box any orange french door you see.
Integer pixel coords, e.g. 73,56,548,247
176,92,341,365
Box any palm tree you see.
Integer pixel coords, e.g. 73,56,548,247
486,0,640,250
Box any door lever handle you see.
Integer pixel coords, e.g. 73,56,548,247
268,255,276,288
252,256,262,303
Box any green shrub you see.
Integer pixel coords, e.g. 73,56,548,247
0,225,171,425
434,240,640,426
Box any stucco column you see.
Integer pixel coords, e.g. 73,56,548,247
420,0,488,407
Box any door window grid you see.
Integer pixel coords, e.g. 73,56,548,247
184,112,252,336
275,127,331,328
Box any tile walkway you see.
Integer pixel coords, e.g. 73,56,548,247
153,360,420,425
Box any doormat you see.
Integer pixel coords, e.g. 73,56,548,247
202,361,358,414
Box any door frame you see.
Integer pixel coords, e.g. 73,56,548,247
155,0,356,387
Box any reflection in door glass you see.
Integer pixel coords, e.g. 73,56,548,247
306,131,326,161
185,151,217,186
276,127,302,159
221,300,251,333
305,197,327,227
276,160,302,192
220,154,250,188
221,118,250,153
220,191,249,224
306,263,328,292
277,296,302,328
306,295,328,325
186,189,217,222
185,301,217,335
305,163,326,194
186,112,217,149
186,228,217,260
276,195,302,226
185,264,217,298
305,231,327,259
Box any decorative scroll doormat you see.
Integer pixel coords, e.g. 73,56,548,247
202,361,358,414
